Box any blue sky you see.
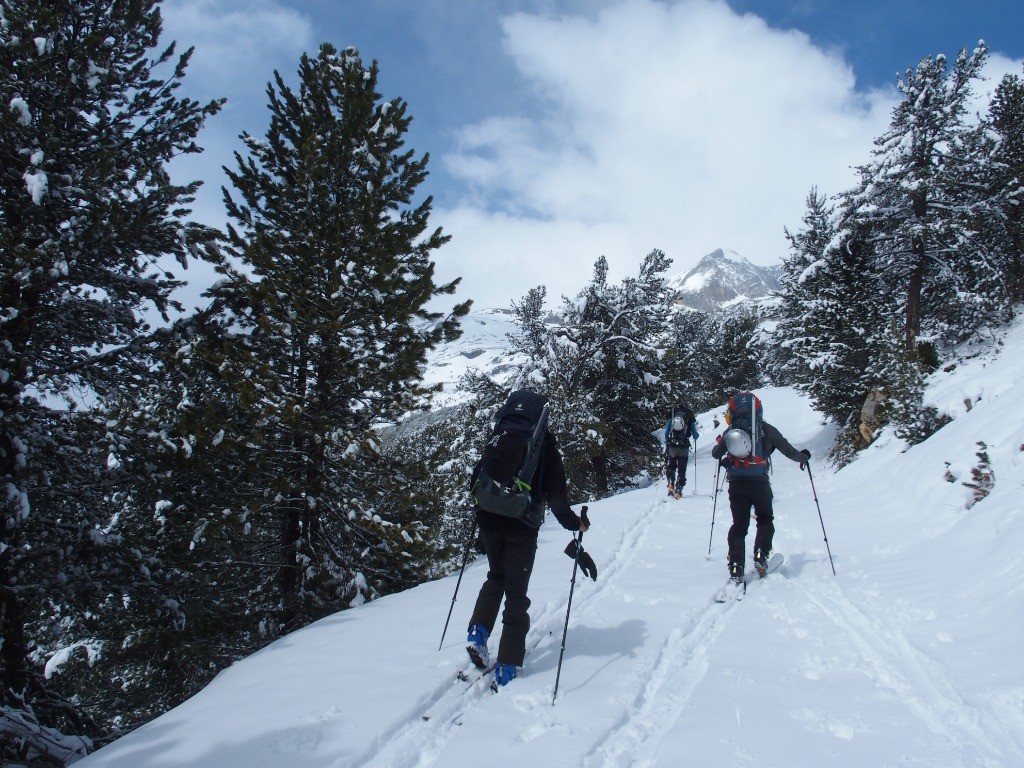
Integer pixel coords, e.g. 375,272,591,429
161,0,1024,311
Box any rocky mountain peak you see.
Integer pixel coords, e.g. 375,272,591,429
667,248,781,312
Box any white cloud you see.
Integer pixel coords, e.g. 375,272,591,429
161,0,313,92
435,0,901,309
971,51,1023,109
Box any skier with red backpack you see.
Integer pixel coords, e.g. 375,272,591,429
711,392,811,584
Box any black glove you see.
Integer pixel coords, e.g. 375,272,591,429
578,550,598,581
799,449,811,470
564,540,598,581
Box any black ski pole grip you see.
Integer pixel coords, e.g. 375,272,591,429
581,506,590,529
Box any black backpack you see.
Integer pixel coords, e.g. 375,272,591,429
472,390,550,518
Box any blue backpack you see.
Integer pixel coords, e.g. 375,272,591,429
723,392,767,477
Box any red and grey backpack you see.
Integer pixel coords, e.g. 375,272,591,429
723,392,767,477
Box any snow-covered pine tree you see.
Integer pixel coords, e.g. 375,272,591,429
867,317,950,447
928,86,1013,336
586,250,673,495
788,223,888,438
699,309,764,404
505,274,605,498
195,44,469,635
772,188,836,388
387,401,486,558
83,315,276,733
0,0,223,758
849,43,990,354
507,285,551,383
984,68,1024,305
662,308,720,413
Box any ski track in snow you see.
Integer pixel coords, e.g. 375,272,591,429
578,491,743,767
793,578,1024,767
368,487,758,768
579,596,739,767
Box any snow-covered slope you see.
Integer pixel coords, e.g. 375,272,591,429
420,307,522,406
77,319,1024,768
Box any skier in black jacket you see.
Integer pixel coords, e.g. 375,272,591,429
466,425,594,689
711,414,810,581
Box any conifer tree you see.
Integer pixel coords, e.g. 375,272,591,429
774,188,835,387
712,311,764,401
985,68,1024,304
794,228,886,429
662,308,721,412
180,44,469,636
849,43,989,353
0,0,223,756
866,317,949,447
587,250,673,493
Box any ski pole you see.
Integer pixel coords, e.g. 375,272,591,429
692,438,697,495
805,463,836,575
438,516,478,651
707,462,721,557
553,506,589,706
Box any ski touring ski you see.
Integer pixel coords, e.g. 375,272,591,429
456,664,495,685
714,577,745,603
420,664,496,722
714,552,784,602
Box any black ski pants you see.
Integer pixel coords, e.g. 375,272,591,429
665,445,690,488
469,513,538,667
726,477,774,570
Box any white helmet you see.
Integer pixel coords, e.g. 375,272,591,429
724,428,752,458
671,416,685,431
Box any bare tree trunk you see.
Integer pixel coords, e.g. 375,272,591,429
905,243,924,354
592,453,609,498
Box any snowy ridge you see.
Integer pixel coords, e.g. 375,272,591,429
77,321,1024,767
419,307,521,406
666,247,782,312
